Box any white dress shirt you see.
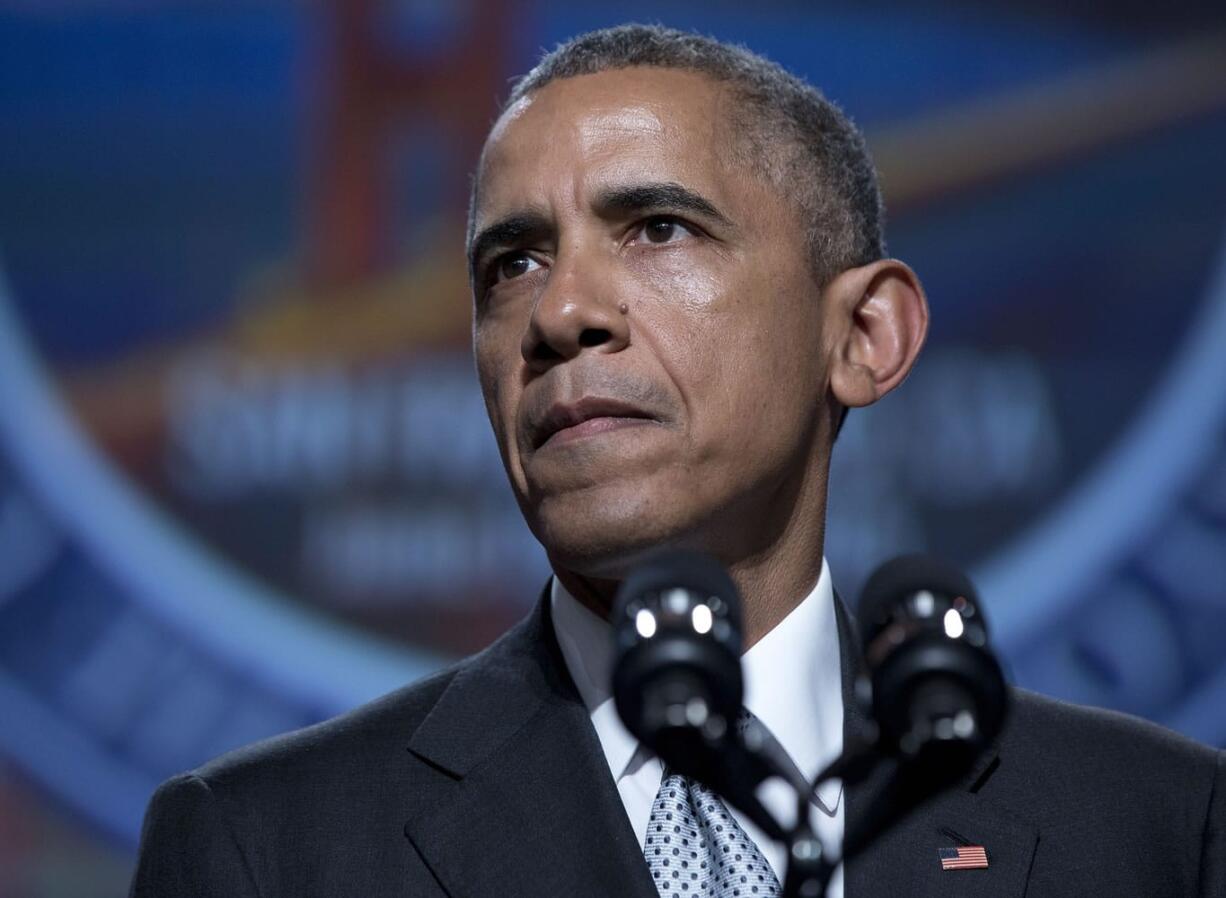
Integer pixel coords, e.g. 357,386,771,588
550,559,845,897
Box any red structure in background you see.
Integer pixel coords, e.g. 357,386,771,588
309,0,506,288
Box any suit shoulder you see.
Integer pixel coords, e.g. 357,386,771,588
1009,687,1219,762
165,602,546,805
984,691,1226,895
999,687,1222,801
192,660,463,792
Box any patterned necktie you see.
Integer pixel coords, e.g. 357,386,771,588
644,772,782,898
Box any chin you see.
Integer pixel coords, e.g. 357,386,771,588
527,484,699,580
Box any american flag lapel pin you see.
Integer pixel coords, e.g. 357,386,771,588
939,845,989,870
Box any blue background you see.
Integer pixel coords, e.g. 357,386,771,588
0,2,1223,894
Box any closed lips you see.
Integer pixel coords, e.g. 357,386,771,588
532,398,656,448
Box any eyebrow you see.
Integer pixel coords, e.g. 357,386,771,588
593,182,731,226
467,211,552,282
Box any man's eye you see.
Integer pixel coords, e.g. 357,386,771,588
494,253,542,283
639,217,695,245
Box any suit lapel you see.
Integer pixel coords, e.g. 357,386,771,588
403,593,657,898
836,594,1038,897
845,787,1037,898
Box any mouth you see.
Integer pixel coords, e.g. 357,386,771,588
532,397,659,449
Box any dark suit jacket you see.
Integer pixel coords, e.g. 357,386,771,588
131,593,1226,897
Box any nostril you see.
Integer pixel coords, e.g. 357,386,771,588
578,327,610,347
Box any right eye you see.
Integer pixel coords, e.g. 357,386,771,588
494,252,542,284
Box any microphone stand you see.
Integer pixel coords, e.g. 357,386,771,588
778,735,883,898
779,728,994,896
718,723,960,898
707,728,885,898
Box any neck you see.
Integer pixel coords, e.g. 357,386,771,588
554,424,833,647
553,459,830,651
726,517,827,650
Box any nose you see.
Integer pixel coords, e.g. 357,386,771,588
520,252,630,372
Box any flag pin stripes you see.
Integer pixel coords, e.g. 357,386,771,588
939,845,989,870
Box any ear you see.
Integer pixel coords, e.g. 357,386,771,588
824,259,929,411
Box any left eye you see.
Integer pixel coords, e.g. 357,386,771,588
638,217,694,244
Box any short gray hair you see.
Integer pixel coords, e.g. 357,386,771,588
495,23,885,284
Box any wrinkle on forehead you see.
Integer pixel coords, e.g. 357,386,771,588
475,69,732,206
492,87,669,147
576,104,667,151
484,100,676,190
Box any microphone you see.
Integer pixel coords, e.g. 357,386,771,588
857,554,1008,784
611,549,744,772
610,550,788,841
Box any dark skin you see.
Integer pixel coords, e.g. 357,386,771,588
469,67,928,648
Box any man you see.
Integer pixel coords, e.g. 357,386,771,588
131,24,1225,897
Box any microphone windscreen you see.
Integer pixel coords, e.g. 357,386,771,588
857,553,980,644
615,548,742,635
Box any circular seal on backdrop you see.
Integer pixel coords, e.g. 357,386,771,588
0,9,1224,849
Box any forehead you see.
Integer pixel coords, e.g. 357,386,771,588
474,67,743,221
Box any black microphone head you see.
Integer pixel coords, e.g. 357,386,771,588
611,550,743,773
858,553,984,646
857,554,1008,781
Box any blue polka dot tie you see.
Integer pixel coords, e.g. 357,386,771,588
644,772,782,898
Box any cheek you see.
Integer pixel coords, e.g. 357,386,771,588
629,244,729,316
616,269,753,470
629,246,799,381
623,246,734,370
632,251,823,458
473,323,521,449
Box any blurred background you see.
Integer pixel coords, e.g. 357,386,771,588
1,1,1224,894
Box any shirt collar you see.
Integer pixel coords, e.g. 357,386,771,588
742,558,843,811
550,578,641,780
550,559,843,795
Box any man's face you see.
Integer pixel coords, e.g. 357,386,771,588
470,67,835,578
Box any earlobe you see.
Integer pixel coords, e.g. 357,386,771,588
826,259,929,410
